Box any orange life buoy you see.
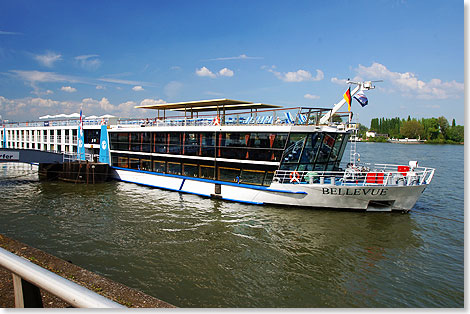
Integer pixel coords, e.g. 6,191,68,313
213,116,220,126
289,171,300,183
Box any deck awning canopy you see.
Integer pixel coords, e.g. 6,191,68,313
134,98,282,113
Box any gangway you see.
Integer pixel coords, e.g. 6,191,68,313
0,148,92,164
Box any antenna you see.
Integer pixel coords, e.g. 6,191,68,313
347,80,383,90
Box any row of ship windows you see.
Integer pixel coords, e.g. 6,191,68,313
2,142,77,152
112,154,275,186
109,132,289,149
2,136,77,143
1,129,77,139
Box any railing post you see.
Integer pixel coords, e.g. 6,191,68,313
12,274,44,308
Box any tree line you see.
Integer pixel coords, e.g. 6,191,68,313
358,116,464,143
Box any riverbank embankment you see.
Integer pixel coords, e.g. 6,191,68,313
0,233,174,308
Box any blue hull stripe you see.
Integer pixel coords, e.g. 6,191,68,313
111,166,307,195
117,178,262,204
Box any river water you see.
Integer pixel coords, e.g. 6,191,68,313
0,143,464,307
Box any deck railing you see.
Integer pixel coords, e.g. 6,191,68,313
2,106,353,129
116,107,352,128
273,164,435,187
0,247,124,308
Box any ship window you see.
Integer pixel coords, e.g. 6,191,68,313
271,133,289,149
167,162,181,175
183,132,200,156
130,133,140,152
220,147,246,159
183,164,198,177
118,156,129,168
169,133,181,145
316,133,336,163
142,132,151,153
297,163,314,171
281,133,307,164
153,160,166,173
279,163,298,171
219,167,241,182
168,145,181,154
240,169,265,185
335,133,350,169
114,132,129,151
329,133,344,162
248,148,274,161
141,159,152,171
200,165,215,179
300,133,321,164
223,132,249,147
154,133,166,144
201,132,215,146
263,171,275,186
129,158,140,170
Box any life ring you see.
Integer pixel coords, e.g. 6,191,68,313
213,116,220,126
289,171,300,183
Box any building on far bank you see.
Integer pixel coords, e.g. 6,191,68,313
365,131,388,138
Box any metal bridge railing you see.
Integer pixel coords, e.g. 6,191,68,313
0,247,125,308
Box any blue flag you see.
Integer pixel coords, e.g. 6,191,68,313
354,91,368,107
77,109,85,160
98,124,110,164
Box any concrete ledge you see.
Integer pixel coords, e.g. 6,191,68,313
0,233,175,308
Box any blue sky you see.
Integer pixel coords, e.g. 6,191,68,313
0,0,464,126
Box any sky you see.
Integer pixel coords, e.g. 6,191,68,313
0,0,464,126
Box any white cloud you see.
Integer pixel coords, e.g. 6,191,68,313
269,68,324,82
98,77,153,86
0,96,77,120
304,93,320,100
0,30,22,35
74,54,101,71
0,95,149,120
208,54,263,61
61,86,77,93
139,99,167,107
34,51,62,67
196,67,234,78
330,77,349,85
354,62,464,99
96,85,106,90
218,68,234,77
196,66,216,78
132,85,144,91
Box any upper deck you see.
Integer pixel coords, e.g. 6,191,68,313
1,98,355,133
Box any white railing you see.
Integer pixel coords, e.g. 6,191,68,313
63,152,93,162
273,163,435,187
0,247,124,308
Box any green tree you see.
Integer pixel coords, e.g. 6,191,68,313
447,125,464,142
437,116,449,139
331,114,343,123
400,120,424,139
421,118,439,140
357,124,368,138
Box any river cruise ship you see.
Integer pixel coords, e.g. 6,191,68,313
0,81,435,212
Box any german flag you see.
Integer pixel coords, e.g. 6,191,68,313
343,87,352,111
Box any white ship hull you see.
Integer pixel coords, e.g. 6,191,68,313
111,167,428,212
